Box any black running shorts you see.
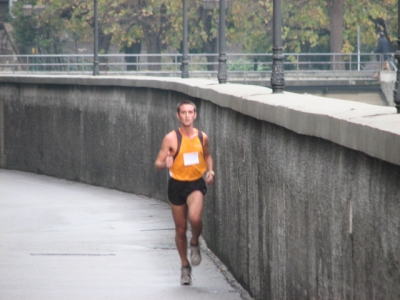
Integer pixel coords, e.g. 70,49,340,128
168,177,207,206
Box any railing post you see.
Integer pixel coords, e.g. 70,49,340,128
333,54,335,70
175,54,178,73
357,26,361,72
181,0,189,78
393,0,400,113
93,0,99,76
271,0,285,93
349,54,351,71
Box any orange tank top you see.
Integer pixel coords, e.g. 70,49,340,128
169,128,207,181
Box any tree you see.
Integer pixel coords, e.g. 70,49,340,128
12,0,66,55
227,0,273,54
11,0,398,68
282,0,329,69
327,0,345,70
343,0,397,53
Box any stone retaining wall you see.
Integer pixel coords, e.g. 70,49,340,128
0,75,399,300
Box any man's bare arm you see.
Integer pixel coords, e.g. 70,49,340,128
203,133,214,184
155,132,175,170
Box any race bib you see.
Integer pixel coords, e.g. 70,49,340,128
183,152,199,166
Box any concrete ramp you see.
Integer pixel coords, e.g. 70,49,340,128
0,170,250,300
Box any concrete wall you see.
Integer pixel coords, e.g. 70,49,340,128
380,71,396,107
0,75,399,300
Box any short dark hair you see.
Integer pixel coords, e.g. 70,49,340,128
176,100,197,113
379,32,385,38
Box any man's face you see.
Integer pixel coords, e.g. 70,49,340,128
177,104,196,126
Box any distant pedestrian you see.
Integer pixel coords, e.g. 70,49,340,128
372,32,390,78
154,100,214,285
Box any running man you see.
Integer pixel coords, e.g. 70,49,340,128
154,100,214,285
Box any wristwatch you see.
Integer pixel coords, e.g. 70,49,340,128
208,170,215,176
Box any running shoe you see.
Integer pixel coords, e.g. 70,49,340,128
190,243,201,266
180,265,192,285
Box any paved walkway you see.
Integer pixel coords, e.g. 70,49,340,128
0,170,251,300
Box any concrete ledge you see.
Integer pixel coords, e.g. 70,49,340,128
380,71,396,106
0,74,398,166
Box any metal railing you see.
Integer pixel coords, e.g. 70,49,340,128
0,53,395,76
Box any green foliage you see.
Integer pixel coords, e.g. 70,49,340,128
343,0,397,53
10,0,399,55
228,58,254,71
227,0,273,53
11,1,37,52
282,0,329,53
12,0,75,54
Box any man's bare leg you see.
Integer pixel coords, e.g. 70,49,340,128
170,203,189,267
187,190,204,245
384,61,390,70
187,191,204,266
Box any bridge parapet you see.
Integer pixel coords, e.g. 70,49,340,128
0,75,395,165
